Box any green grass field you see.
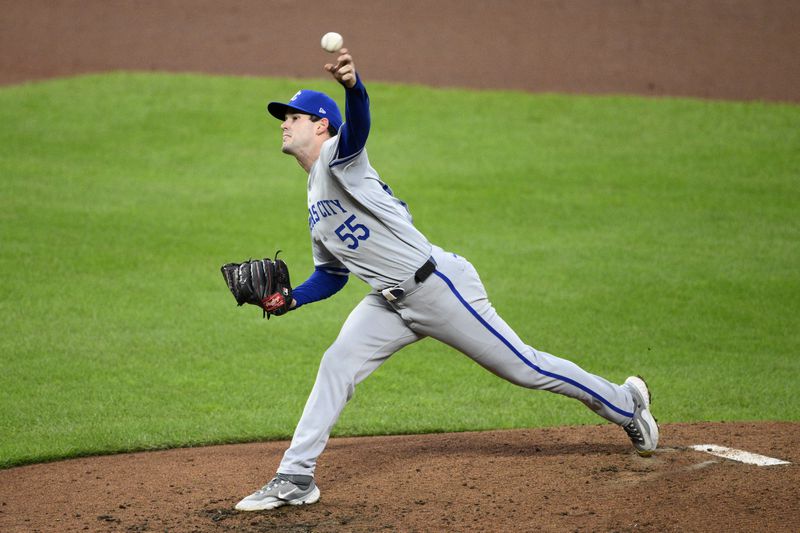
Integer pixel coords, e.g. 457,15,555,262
1,73,798,468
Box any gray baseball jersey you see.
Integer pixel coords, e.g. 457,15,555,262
307,138,431,289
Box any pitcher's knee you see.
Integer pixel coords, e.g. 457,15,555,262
318,347,357,400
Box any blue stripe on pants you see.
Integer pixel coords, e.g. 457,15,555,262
432,270,633,419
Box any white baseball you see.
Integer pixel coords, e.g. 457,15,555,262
320,32,344,53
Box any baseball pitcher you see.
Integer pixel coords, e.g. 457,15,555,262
223,48,659,511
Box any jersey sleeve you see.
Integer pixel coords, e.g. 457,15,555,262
330,74,370,167
292,267,349,308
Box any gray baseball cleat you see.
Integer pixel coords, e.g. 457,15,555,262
621,376,659,456
234,473,320,511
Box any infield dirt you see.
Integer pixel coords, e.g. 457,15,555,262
1,423,798,532
1,1,798,532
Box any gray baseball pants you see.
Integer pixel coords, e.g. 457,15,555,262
278,247,636,476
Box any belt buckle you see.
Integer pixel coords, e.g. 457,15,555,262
381,287,405,302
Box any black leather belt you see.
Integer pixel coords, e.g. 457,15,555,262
414,257,437,283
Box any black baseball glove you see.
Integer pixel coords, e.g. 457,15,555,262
220,253,293,318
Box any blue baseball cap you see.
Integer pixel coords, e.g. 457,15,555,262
267,90,343,131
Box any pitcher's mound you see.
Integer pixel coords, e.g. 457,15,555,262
1,422,797,532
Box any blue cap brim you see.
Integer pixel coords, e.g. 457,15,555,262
267,102,292,121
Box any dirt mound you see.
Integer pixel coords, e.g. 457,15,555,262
1,422,797,532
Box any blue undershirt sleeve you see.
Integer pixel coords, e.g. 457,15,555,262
334,74,370,164
292,267,349,308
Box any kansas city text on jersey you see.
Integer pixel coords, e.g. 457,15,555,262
308,199,348,230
